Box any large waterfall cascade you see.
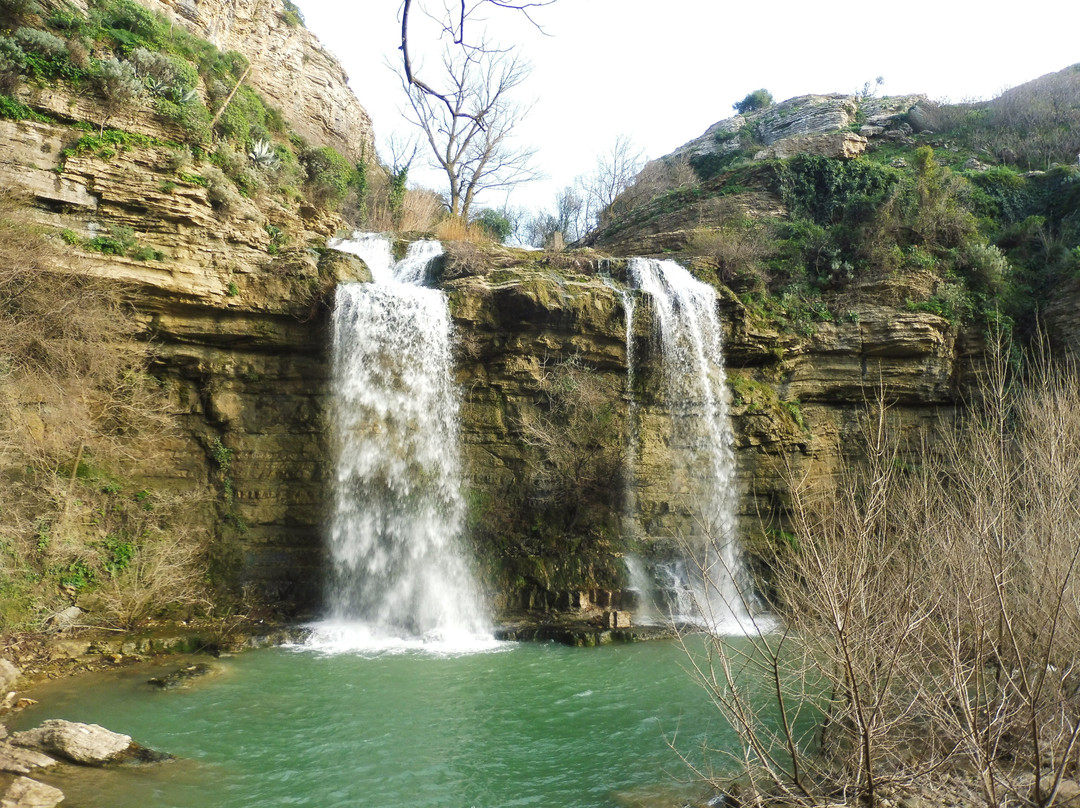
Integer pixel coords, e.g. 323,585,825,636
624,257,756,633
311,233,492,653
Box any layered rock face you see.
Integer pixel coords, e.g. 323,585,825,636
1,96,975,612
442,251,970,607
143,0,374,162
654,92,926,168
0,107,360,609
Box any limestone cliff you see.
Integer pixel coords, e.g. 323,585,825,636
441,249,972,610
144,0,373,161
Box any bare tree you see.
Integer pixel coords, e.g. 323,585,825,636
582,135,646,229
402,42,540,220
683,335,1080,808
398,0,553,115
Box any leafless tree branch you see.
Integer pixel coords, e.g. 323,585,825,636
399,0,553,121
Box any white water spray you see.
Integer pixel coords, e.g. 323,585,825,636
312,233,493,654
627,257,754,634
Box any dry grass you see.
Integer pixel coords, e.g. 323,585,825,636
434,215,496,244
0,194,209,630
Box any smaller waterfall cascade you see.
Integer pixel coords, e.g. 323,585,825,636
603,278,664,625
313,233,491,653
627,257,754,633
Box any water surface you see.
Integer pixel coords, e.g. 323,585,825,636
13,640,733,808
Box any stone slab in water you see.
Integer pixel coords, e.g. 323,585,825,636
0,743,55,776
12,720,131,766
0,775,64,808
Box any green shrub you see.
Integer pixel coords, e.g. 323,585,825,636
129,46,198,95
282,0,305,26
46,3,89,35
472,208,512,243
0,92,47,120
154,94,210,137
15,27,67,58
301,145,358,207
733,88,773,114
201,165,242,209
93,57,142,117
83,224,136,255
767,153,901,227
92,0,167,52
215,83,280,145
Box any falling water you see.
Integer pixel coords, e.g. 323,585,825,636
627,257,753,634
603,278,665,625
311,233,492,653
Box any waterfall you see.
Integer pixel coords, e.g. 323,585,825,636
627,257,754,634
311,233,492,653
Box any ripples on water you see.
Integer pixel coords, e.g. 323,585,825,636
11,640,737,808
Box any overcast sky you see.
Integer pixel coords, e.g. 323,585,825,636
297,0,1079,216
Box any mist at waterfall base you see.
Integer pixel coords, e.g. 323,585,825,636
309,233,494,654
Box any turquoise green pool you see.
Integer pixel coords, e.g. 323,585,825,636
12,639,737,808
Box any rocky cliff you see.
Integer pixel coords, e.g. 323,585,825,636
44,0,373,162
142,0,373,162
441,248,972,611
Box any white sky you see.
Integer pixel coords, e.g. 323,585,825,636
298,0,1079,215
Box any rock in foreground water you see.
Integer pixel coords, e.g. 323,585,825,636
12,720,137,766
0,775,64,808
0,743,55,776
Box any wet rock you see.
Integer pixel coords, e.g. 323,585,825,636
11,720,157,766
148,663,214,690
0,743,56,776
603,611,632,629
0,775,64,808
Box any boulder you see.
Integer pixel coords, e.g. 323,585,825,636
0,776,64,808
147,663,214,690
12,721,132,766
1034,776,1080,806
44,608,82,633
0,662,18,696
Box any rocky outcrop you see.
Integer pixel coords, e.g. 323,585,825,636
753,131,868,161
440,250,969,606
142,0,374,161
652,92,926,172
0,99,344,608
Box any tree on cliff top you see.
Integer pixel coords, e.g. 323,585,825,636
733,88,774,113
401,41,540,220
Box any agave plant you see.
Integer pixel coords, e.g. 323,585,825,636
248,139,280,171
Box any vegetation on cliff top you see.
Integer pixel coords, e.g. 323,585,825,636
590,103,1080,340
0,0,371,224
